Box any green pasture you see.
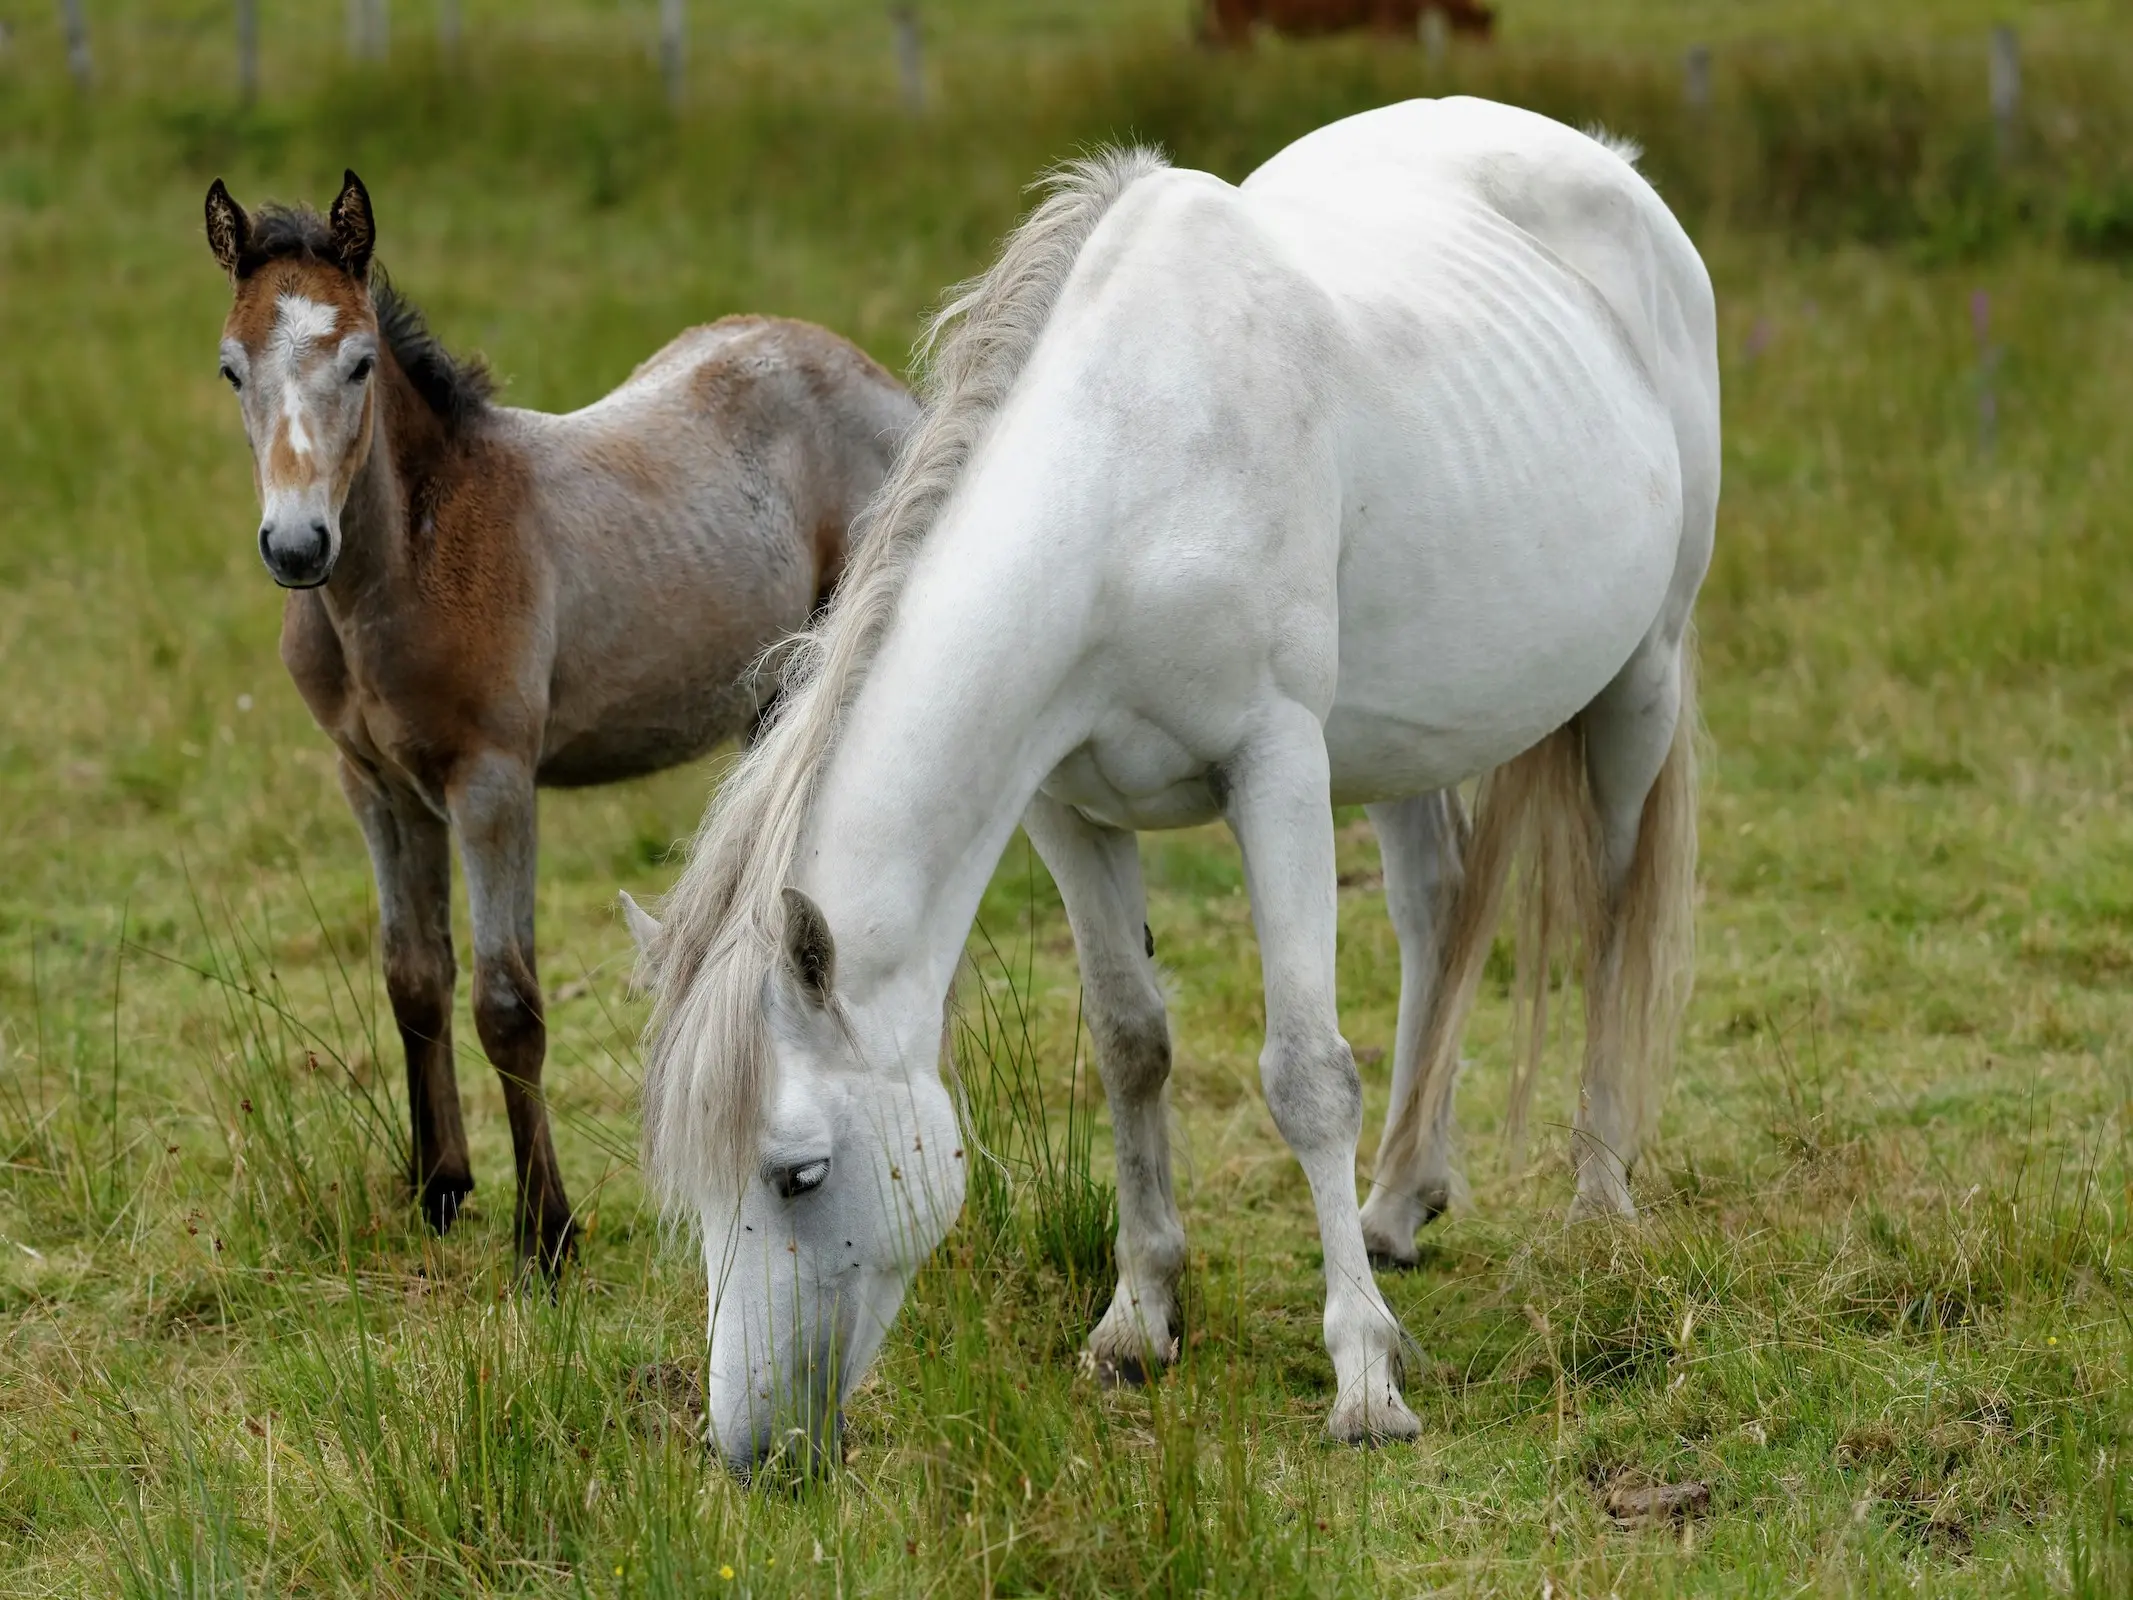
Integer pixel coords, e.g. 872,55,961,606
2,4,2131,1596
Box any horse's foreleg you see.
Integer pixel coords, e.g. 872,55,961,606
451,752,575,1273
1226,701,1419,1444
1359,790,1466,1266
1022,793,1185,1386
339,760,472,1232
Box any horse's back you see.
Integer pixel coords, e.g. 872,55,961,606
1225,101,1716,792
1243,97,1715,396
516,316,915,785
1014,101,1715,809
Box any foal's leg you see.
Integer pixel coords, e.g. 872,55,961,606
1226,702,1419,1442
449,752,575,1271
1570,638,1687,1221
1022,793,1186,1385
339,760,473,1230
1358,791,1465,1267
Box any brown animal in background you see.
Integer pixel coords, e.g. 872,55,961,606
203,170,917,1272
1204,0,1496,46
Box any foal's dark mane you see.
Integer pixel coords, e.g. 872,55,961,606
240,203,495,433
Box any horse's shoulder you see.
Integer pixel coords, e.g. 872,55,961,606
405,428,544,624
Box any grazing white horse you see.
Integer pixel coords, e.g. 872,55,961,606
629,97,1719,1468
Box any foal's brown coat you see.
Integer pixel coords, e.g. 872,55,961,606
206,172,916,1266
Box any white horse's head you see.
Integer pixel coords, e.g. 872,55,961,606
629,888,965,1473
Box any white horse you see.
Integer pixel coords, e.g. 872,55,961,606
628,97,1719,1469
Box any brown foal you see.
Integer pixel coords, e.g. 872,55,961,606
204,171,916,1270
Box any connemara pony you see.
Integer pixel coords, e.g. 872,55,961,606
204,171,916,1270
629,98,1717,1467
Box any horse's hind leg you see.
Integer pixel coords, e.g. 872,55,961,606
1571,634,1696,1221
1225,700,1418,1443
339,760,473,1232
451,752,575,1273
1022,793,1186,1385
1358,790,1465,1267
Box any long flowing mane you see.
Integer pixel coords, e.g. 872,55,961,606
639,145,1169,1212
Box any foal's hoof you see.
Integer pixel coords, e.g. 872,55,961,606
518,1212,580,1282
415,1171,475,1235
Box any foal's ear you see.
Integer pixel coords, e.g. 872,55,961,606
780,887,837,1006
328,169,376,282
205,179,249,278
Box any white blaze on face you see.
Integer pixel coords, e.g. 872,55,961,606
269,293,339,459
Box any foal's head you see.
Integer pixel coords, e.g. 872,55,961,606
204,171,381,589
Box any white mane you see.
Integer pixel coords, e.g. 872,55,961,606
1583,124,1644,167
637,145,1170,1212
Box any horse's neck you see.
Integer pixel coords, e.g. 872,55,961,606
327,356,451,608
799,514,1094,1050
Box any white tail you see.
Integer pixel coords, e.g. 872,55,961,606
1374,639,1699,1203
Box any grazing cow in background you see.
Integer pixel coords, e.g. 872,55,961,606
203,170,917,1272
1203,0,1496,47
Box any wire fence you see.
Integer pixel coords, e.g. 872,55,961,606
0,0,2099,126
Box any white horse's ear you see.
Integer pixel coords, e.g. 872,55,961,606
618,890,663,957
780,886,836,1005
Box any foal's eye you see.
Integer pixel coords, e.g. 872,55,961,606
347,355,375,384
219,364,241,391
771,1160,830,1200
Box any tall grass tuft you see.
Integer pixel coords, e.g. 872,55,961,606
958,893,1117,1305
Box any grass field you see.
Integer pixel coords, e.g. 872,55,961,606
3,4,2132,1596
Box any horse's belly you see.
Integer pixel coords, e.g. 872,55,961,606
1320,426,1682,802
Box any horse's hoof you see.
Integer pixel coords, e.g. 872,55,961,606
519,1212,579,1281
1096,1354,1147,1389
1360,1179,1456,1270
1566,1185,1637,1225
415,1172,475,1235
1078,1335,1179,1389
1325,1381,1421,1445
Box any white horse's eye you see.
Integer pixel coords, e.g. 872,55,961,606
772,1160,830,1199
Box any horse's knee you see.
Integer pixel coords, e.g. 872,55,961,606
1093,996,1171,1102
382,945,453,1041
1261,1032,1362,1152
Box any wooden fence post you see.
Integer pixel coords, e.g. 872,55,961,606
57,0,92,90
1420,7,1447,66
347,0,387,62
1989,24,2019,158
1684,43,1711,111
660,0,684,108
237,0,258,104
891,5,924,112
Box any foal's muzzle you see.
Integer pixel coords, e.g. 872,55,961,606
258,518,336,589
